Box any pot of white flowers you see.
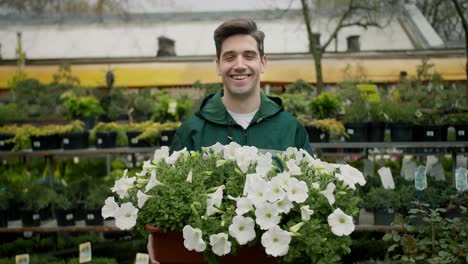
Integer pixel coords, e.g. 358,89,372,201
102,143,365,264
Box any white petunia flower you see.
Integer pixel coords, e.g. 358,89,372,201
265,178,286,203
337,164,366,190
261,225,291,257
166,147,187,164
255,152,273,177
101,196,119,219
283,147,299,158
111,170,136,199
308,158,337,174
327,208,355,236
145,170,162,193
223,142,241,161
255,203,281,230
135,168,148,177
285,178,309,203
153,146,169,163
245,176,268,207
273,197,294,214
286,159,302,176
207,142,224,155
311,182,320,189
209,233,231,256
320,182,336,205
228,216,256,245
137,190,152,208
300,205,314,221
183,225,206,252
114,202,138,230
206,186,224,216
274,172,292,189
235,197,253,216
142,160,156,172
186,170,193,183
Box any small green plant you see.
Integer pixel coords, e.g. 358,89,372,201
383,200,467,264
309,93,340,119
280,93,309,117
91,122,127,146
285,79,314,94
60,91,104,120
19,181,55,212
363,187,401,211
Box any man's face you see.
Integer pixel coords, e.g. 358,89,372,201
216,34,267,99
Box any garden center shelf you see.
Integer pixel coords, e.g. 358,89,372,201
0,223,402,234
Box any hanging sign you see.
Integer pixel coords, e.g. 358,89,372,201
401,158,417,181
79,242,92,263
378,167,395,190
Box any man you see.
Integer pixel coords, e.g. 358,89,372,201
148,17,313,263
171,18,313,154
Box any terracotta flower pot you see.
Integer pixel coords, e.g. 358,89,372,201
145,224,278,264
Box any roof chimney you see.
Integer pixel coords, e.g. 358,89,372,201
157,36,176,57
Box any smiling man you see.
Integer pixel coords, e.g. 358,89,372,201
170,18,313,154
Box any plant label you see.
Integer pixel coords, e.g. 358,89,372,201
401,159,417,180
378,167,395,190
346,129,354,135
32,214,40,220
363,159,374,177
97,138,103,144
168,101,177,114
0,140,4,146
426,130,434,137
33,141,40,147
131,138,139,144
455,167,467,191
87,214,94,220
79,242,92,263
426,155,438,170
161,135,168,142
414,166,427,191
429,163,445,181
458,129,465,136
63,138,70,144
456,155,467,169
15,254,29,264
135,253,149,264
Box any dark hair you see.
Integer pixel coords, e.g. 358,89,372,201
214,18,265,59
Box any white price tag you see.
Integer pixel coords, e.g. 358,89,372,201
66,213,74,220
455,167,467,191
135,253,150,264
79,242,92,263
426,130,434,137
378,167,395,190
87,214,95,220
161,135,169,142
131,138,139,144
457,129,465,136
347,129,354,135
32,214,40,220
363,159,374,177
168,101,177,114
320,133,325,140
97,138,103,144
0,140,4,146
456,155,467,169
15,254,29,264
63,138,70,144
414,166,427,191
33,141,40,147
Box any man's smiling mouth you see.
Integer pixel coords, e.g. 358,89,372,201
230,74,251,80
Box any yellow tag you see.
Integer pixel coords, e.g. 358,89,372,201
15,254,29,264
79,242,92,263
135,253,150,264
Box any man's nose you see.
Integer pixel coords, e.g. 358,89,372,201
233,56,247,71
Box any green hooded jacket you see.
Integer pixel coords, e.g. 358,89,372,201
171,90,313,155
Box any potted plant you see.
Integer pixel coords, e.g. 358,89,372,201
159,121,181,146
125,121,154,148
367,102,386,142
62,120,89,149
341,88,369,142
29,124,69,151
91,122,127,148
102,143,365,263
442,112,468,141
83,183,109,226
18,180,55,227
363,187,401,225
52,184,76,227
0,188,10,227
0,125,18,151
60,90,104,130
132,122,165,147
303,93,341,142
381,97,419,142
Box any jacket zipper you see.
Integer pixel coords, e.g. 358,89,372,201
242,129,247,145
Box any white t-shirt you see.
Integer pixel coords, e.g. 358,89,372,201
226,109,258,129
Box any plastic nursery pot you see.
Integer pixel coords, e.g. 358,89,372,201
0,133,15,151
63,132,89,150
160,130,176,146
454,124,468,141
344,123,368,142
367,122,385,142
20,209,41,227
373,208,396,226
30,134,62,150
55,208,76,226
0,209,8,227
389,123,413,142
126,131,152,148
421,125,448,142
85,209,104,226
96,132,117,149
305,126,329,143
145,224,278,264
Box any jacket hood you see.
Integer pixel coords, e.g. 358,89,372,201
196,90,284,125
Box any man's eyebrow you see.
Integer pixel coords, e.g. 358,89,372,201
222,50,258,57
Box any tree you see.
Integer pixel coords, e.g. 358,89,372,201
299,0,399,94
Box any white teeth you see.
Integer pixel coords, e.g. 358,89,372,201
232,75,248,80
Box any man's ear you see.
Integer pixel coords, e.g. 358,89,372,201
215,58,221,75
261,55,268,73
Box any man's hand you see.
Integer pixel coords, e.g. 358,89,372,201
147,234,160,264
